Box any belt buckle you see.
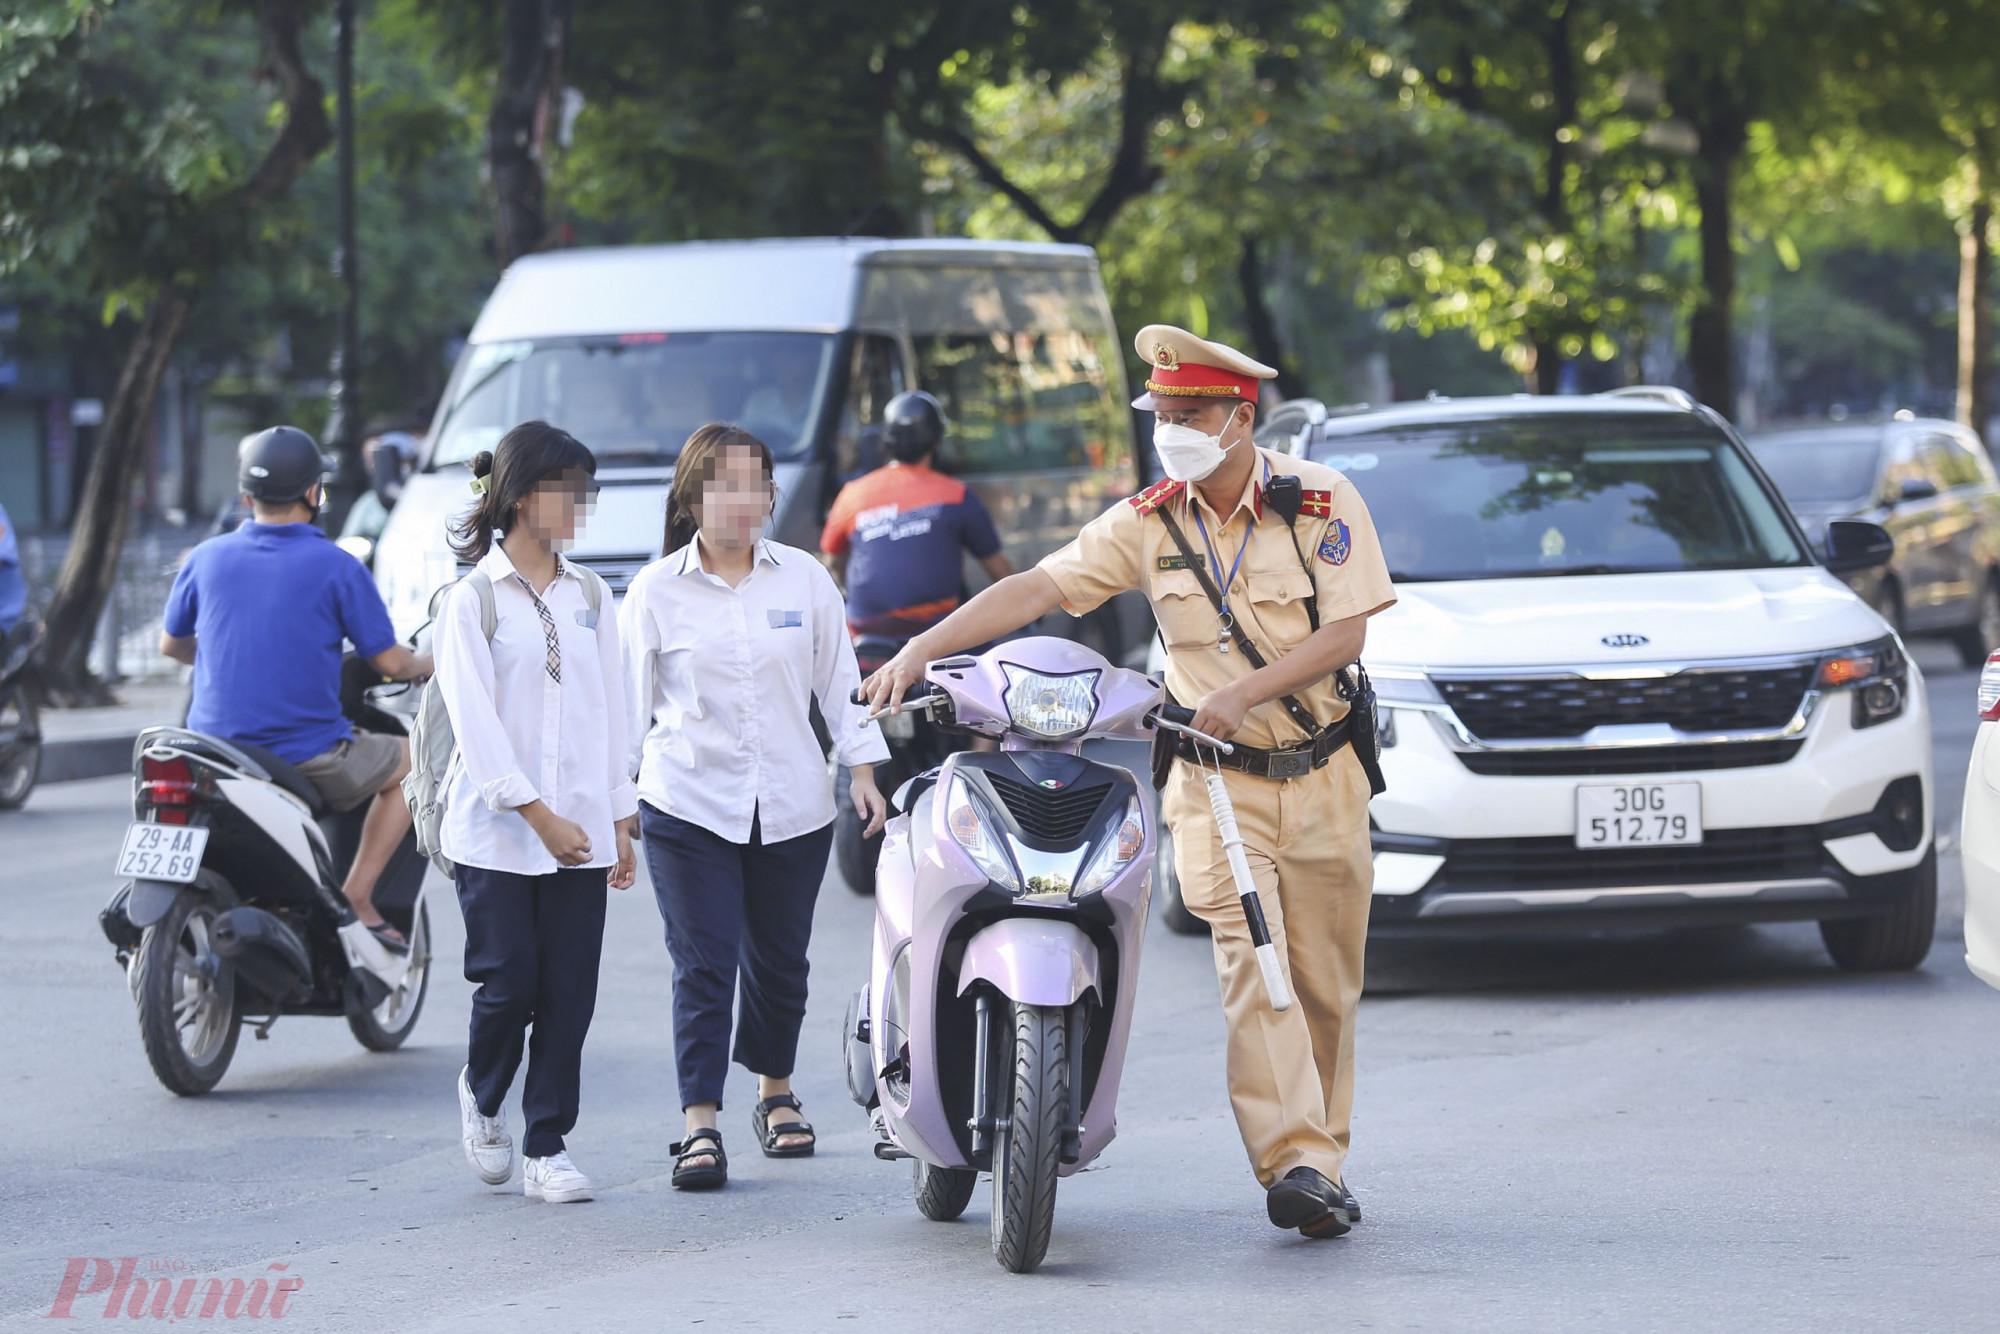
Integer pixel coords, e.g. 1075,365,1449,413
1267,749,1311,779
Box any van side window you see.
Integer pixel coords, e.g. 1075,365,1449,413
1924,432,1985,491
912,331,1128,477
835,334,905,477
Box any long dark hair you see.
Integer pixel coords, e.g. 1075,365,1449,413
449,421,597,562
663,423,775,553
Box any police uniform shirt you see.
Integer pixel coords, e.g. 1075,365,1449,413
1039,446,1397,751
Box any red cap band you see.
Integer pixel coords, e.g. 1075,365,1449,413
1143,360,1259,402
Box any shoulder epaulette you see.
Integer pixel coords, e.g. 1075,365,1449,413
1127,478,1186,514
1298,488,1333,518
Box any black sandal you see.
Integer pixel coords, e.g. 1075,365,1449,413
365,920,408,953
670,1128,727,1190
751,1095,816,1158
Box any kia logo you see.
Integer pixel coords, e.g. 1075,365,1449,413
1601,633,1650,649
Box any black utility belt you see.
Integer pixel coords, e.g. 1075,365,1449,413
1175,715,1353,779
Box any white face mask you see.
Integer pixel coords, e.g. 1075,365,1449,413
1152,407,1244,483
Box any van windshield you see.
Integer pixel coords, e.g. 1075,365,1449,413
1745,432,1882,505
429,332,836,466
1308,415,1810,581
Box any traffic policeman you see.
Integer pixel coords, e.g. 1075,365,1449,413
862,324,1396,1240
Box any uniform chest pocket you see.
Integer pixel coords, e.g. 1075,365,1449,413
1242,564,1317,649
1149,569,1221,650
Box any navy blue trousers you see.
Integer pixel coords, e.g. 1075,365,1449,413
455,864,608,1158
639,803,833,1110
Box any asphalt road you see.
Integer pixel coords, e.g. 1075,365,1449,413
3,643,1997,1332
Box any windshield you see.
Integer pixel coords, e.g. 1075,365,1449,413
1311,415,1810,581
1745,434,1881,506
429,332,837,467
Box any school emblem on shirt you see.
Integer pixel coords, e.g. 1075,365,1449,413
1318,518,1352,566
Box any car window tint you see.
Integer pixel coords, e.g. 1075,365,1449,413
1744,433,1880,504
1924,433,1984,490
834,334,906,478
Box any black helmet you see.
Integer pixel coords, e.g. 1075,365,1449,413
238,426,330,503
881,391,945,463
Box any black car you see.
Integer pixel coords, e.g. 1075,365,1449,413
1747,416,2000,666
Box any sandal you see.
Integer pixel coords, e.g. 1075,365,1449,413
752,1094,816,1158
365,920,408,953
670,1128,727,1191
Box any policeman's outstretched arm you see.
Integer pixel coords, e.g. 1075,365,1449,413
861,568,1066,712
1189,611,1369,743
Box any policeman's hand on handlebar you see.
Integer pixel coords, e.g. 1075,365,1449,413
860,643,929,717
1189,679,1254,745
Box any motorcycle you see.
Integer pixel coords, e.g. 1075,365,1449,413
0,620,41,809
842,635,1224,1272
833,634,966,896
97,658,432,1095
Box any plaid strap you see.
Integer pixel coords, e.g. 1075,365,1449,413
512,574,561,684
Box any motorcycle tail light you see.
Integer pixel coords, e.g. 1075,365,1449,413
141,755,197,806
1980,652,2000,721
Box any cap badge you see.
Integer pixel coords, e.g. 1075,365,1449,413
1152,342,1180,371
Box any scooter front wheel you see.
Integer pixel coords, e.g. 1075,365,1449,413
0,683,40,809
913,1159,977,1221
134,890,241,1095
990,1001,1068,1273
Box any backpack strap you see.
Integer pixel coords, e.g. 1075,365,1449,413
575,564,605,615
468,571,497,641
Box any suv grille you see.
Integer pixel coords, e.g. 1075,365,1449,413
984,774,1111,843
1436,666,1814,740
1456,739,1804,776
1439,827,1823,890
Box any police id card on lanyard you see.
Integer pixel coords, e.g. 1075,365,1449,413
1189,459,1269,655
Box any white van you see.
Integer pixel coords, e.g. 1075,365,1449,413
374,238,1142,654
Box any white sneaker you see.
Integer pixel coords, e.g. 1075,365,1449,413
458,1066,515,1185
523,1150,594,1203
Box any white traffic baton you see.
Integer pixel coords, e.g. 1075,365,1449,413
1202,772,1294,1012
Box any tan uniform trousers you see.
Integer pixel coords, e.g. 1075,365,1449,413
1162,745,1373,1188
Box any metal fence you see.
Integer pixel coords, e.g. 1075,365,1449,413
17,523,202,686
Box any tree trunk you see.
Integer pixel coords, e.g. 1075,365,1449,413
1237,238,1304,400
1960,192,1993,446
490,0,557,266
1689,139,1739,418
1532,339,1562,394
35,286,197,705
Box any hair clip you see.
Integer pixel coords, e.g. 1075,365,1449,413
469,475,489,495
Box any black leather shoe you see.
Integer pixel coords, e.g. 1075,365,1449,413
1340,1180,1361,1222
1266,1167,1352,1237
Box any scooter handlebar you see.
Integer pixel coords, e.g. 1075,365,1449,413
1147,704,1235,756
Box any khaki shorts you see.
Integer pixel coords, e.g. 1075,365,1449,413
297,731,405,813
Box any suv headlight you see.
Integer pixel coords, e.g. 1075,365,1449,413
944,773,1021,891
1816,635,1907,729
1001,665,1100,741
1073,795,1145,898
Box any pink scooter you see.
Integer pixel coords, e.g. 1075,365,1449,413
843,636,1239,1272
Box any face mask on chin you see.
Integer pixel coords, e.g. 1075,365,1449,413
1152,406,1244,483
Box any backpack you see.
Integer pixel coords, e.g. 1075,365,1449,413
404,567,606,878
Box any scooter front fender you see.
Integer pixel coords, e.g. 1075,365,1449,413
956,917,1100,1007
123,869,235,928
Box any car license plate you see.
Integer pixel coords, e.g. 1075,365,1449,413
1575,782,1702,849
115,822,210,883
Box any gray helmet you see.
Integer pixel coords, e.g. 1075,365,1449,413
881,391,945,462
238,426,330,503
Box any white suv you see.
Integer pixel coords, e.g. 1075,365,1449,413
1157,388,1936,972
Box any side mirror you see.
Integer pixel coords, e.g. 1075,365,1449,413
365,441,406,508
1897,476,1938,503
1823,519,1895,575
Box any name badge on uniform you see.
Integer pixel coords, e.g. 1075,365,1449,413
767,609,804,629
1318,519,1352,566
1156,554,1206,573
574,608,598,629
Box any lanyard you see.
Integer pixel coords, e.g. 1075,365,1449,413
1188,458,1266,654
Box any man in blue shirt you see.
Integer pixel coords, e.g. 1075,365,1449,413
161,427,431,944
0,499,25,639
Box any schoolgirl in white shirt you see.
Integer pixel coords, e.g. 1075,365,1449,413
433,421,637,1205
621,424,889,1190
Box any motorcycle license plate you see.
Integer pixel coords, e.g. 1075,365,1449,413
1574,782,1702,849
115,822,209,883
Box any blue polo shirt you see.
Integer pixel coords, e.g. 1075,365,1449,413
0,501,23,637
163,522,398,763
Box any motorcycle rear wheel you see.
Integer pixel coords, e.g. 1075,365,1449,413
134,891,241,1096
990,1001,1068,1273
834,804,879,896
0,684,40,809
346,901,432,1051
913,1159,977,1221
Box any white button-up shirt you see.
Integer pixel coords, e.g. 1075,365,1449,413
435,546,639,875
621,538,889,845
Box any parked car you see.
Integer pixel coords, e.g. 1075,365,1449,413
1746,416,2000,668
1960,653,2000,992
1154,387,1934,972
372,237,1146,662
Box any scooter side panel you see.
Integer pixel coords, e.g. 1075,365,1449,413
956,918,1101,1007
1064,851,1153,1175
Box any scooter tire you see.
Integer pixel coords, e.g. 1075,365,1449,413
134,890,241,1096
913,1160,977,1222
346,901,432,1051
834,804,879,897
991,1001,1068,1273
0,685,39,810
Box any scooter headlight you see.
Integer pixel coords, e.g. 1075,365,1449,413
1072,795,1145,898
945,773,1021,892
1000,664,1100,741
